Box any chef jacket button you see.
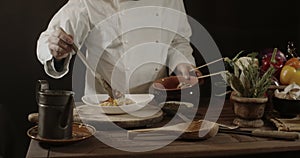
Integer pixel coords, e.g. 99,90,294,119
155,40,159,43
155,13,159,16
155,68,158,71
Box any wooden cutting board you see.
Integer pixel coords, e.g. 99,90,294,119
74,104,164,129
28,104,164,129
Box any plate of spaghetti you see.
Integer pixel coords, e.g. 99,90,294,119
81,94,154,114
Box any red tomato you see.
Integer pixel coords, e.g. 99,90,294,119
285,57,300,69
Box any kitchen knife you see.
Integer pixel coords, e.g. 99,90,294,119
219,128,299,141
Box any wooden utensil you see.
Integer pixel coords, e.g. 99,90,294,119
191,58,224,72
197,71,228,79
177,71,228,89
176,113,238,130
127,120,219,140
28,113,82,124
219,128,300,140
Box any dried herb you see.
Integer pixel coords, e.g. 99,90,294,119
224,53,275,98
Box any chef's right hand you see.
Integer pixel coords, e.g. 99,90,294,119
48,28,74,61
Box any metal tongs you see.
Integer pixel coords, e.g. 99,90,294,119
72,43,124,99
59,28,123,99
72,43,115,98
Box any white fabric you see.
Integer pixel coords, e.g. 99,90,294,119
36,0,195,95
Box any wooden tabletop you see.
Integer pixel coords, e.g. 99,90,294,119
26,98,300,158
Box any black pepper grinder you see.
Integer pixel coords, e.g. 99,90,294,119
285,41,298,60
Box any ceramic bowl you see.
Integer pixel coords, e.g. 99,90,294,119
150,76,200,104
272,95,300,118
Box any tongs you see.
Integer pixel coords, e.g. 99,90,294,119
177,58,227,89
59,28,122,99
190,58,224,72
73,43,125,99
191,58,229,79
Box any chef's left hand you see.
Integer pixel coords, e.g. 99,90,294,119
175,63,204,84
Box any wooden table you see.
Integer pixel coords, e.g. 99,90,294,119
26,98,300,158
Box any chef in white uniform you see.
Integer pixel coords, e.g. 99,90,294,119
36,0,201,95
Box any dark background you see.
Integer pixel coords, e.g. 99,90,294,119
0,0,299,157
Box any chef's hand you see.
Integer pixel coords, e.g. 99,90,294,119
175,63,204,85
48,28,74,61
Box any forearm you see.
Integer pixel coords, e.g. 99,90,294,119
167,35,195,74
167,0,195,73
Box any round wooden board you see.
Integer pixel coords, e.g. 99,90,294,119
74,104,164,129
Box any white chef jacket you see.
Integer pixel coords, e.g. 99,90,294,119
36,0,195,95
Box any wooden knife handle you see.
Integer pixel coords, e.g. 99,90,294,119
252,129,300,140
28,113,39,123
28,113,82,124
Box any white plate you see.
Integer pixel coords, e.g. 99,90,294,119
81,94,154,114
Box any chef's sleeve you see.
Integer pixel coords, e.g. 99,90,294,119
167,0,195,74
36,0,90,79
